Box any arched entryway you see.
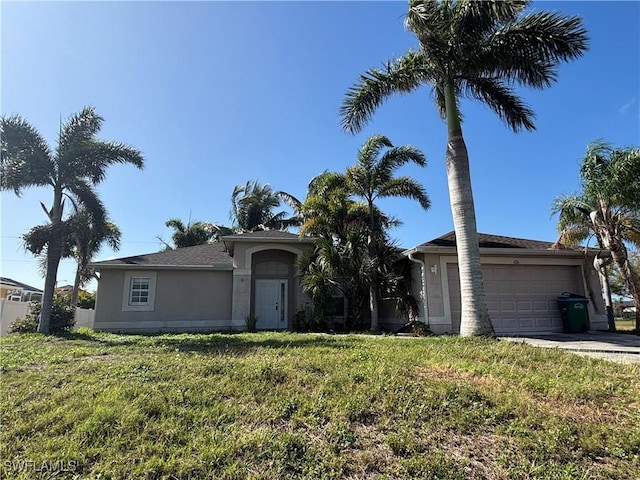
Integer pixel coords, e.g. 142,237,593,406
250,249,297,330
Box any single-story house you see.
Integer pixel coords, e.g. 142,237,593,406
91,231,315,333
0,277,43,303
90,231,608,335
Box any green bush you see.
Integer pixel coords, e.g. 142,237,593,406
7,314,38,334
9,296,75,335
245,315,257,332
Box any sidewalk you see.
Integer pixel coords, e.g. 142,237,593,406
499,331,640,364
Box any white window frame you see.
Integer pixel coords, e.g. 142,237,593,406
122,271,157,312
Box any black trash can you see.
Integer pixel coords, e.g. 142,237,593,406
557,293,589,333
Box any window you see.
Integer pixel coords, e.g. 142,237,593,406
122,271,157,311
332,290,346,317
129,277,150,305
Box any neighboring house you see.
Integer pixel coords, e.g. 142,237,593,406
388,232,608,334
90,230,608,335
90,231,315,333
0,277,43,303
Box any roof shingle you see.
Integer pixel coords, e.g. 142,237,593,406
90,242,233,268
419,232,556,250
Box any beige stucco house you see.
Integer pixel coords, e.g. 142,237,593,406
91,230,607,335
91,231,315,333
0,277,43,302
384,232,608,334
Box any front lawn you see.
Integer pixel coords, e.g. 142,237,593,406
1,330,638,479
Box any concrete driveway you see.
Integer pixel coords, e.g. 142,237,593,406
499,331,640,364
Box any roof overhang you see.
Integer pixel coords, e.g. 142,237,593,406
402,246,598,258
91,263,234,271
220,235,315,244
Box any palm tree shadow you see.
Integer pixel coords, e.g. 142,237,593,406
64,330,365,355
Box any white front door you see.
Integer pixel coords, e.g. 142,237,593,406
255,279,288,330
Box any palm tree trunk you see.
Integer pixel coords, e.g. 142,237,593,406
600,270,616,332
444,83,493,336
71,264,82,307
593,215,640,334
369,285,379,332
367,199,379,332
38,190,64,334
38,235,62,334
605,239,640,334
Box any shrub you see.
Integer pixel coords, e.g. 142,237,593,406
8,313,38,334
245,315,257,332
9,296,75,335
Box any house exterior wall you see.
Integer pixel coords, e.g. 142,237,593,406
94,269,235,333
418,251,607,335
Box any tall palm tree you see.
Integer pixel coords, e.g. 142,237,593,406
230,180,300,232
340,0,588,336
345,134,429,331
1,107,144,333
552,141,640,333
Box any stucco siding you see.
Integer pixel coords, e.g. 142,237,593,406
426,252,608,334
94,269,234,333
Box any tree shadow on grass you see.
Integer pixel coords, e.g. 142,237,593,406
62,330,368,355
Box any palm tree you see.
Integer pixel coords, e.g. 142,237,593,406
162,217,217,249
552,204,617,331
340,0,588,336
66,209,121,306
345,134,429,331
22,208,121,307
230,180,300,232
552,142,640,333
1,107,144,333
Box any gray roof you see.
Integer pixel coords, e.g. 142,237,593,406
0,277,43,293
418,232,558,250
221,230,313,242
90,242,233,269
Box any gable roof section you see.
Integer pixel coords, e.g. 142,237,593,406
404,231,599,257
419,232,556,250
90,242,233,270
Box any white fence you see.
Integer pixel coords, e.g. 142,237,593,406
0,299,95,336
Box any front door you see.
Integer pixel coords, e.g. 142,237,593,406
255,279,288,330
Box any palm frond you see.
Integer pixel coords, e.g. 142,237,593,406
379,145,427,173
378,177,431,210
358,134,394,168
0,115,54,194
57,107,102,155
462,77,536,131
476,11,587,89
340,51,432,134
276,191,303,214
165,218,187,232
452,0,528,39
66,179,106,227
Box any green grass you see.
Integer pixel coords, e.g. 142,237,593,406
615,318,637,333
1,330,639,479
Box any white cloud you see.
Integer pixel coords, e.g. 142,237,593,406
618,97,638,115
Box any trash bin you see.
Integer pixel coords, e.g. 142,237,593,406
557,292,589,333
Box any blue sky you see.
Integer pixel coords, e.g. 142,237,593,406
1,1,639,292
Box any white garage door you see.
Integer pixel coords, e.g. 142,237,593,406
448,264,583,334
